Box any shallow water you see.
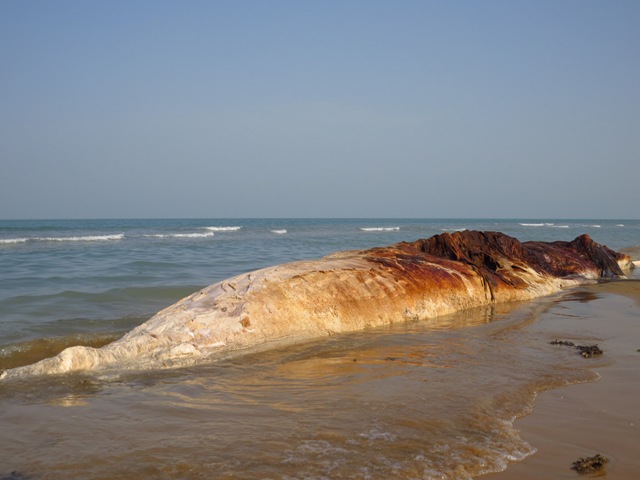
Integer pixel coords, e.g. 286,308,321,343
484,280,640,479
0,295,603,480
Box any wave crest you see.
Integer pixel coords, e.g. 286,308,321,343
359,227,400,232
1,234,125,244
0,238,28,244
204,226,242,232
144,232,214,239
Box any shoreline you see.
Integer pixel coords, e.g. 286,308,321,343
485,279,640,479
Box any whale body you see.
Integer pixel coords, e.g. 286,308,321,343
1,231,633,380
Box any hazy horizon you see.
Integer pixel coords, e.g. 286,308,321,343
1,216,636,222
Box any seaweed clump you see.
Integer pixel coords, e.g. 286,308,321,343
550,340,603,358
575,344,603,358
571,454,609,474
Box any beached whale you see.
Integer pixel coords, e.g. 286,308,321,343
1,231,633,380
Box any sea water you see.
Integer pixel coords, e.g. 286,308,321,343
0,218,638,479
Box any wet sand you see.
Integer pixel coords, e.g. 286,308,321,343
486,279,640,479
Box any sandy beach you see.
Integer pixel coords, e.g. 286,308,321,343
486,279,640,479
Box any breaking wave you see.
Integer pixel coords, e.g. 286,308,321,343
143,232,214,239
0,234,124,244
519,223,569,229
0,238,28,244
204,226,243,232
359,227,400,232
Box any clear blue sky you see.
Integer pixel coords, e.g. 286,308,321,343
1,1,639,219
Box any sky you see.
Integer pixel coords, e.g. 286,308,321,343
1,1,639,219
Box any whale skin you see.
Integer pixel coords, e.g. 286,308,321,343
1,231,633,380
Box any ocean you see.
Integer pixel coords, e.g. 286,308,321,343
1,218,638,479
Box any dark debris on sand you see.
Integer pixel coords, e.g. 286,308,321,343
2,472,30,480
571,454,609,474
576,344,604,358
550,340,603,358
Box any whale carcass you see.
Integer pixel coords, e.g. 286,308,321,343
1,231,633,380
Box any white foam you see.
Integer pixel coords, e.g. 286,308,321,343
551,225,569,228
358,428,397,443
172,232,214,238
0,238,28,244
581,224,601,228
441,228,467,232
36,234,125,242
145,232,214,239
519,223,544,227
204,226,242,232
283,439,351,464
359,227,400,232
271,229,287,234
